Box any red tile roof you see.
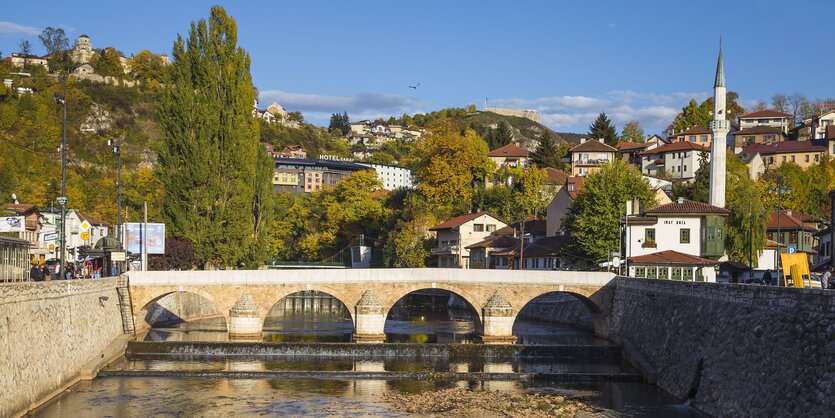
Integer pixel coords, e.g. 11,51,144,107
617,141,650,151
569,139,617,153
766,210,817,232
495,218,547,237
523,235,567,257
488,143,529,158
465,235,519,249
628,250,719,266
429,212,500,231
564,176,585,199
638,141,707,156
543,167,570,185
740,110,792,119
645,199,728,215
733,126,785,135
741,141,826,156
4,204,39,216
677,125,710,136
74,210,109,226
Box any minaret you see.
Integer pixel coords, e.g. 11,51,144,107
708,40,728,208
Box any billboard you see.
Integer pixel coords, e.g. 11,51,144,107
124,223,166,254
0,216,24,233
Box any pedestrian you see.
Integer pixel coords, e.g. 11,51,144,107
53,262,61,280
821,269,831,290
30,264,41,282
763,269,773,286
41,264,49,281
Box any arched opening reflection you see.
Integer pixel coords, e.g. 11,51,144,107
263,290,353,342
512,292,607,345
384,289,481,343
140,291,227,342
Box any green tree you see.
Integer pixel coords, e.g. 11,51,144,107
92,48,124,78
130,50,168,88
410,120,495,213
38,27,69,73
725,153,767,266
563,159,655,262
672,150,710,202
328,111,350,135
530,131,560,168
667,93,746,135
157,6,267,268
620,120,644,143
588,112,618,147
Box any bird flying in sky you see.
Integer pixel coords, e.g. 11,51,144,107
408,82,420,89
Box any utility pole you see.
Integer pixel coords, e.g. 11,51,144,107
109,135,123,273
142,201,148,271
58,72,68,280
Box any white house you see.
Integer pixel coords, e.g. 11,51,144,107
41,210,110,262
430,212,508,268
639,141,708,181
356,163,414,190
739,109,792,133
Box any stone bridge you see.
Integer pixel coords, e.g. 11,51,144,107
126,269,616,344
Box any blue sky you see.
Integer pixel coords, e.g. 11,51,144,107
2,1,833,134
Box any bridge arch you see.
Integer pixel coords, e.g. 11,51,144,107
510,290,609,337
383,286,484,343
381,283,485,323
257,285,357,325
134,289,227,332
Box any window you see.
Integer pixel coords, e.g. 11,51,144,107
789,232,797,244
473,224,484,232
816,154,820,162
791,156,795,162
647,267,657,279
680,228,690,244
671,268,682,280
706,227,715,240
635,267,646,277
783,156,787,162
700,135,708,142
486,224,496,232
658,267,669,279
683,267,694,281
806,155,810,163
689,136,696,142
683,165,687,172
644,228,656,246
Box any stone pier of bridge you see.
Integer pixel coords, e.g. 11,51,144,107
125,269,617,344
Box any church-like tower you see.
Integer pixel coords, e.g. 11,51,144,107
708,41,728,208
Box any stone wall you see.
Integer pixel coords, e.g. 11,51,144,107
0,279,126,417
609,277,834,417
516,293,594,331
144,291,222,326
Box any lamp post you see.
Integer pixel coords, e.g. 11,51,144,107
768,175,791,286
108,135,123,274
54,73,68,280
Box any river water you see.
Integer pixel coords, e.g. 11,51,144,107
30,295,704,417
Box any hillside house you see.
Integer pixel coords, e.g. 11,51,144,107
671,125,712,147
639,141,708,181
742,141,825,169
430,212,508,269
568,139,617,176
488,143,530,169
739,109,792,133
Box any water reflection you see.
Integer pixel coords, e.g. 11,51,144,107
385,290,479,343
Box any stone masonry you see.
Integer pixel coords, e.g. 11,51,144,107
609,277,835,417
0,278,126,417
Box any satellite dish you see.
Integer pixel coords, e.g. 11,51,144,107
11,193,18,204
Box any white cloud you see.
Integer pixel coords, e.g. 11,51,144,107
259,90,422,118
0,21,41,36
491,90,710,133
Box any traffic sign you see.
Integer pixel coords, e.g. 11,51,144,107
787,246,797,254
80,231,90,241
43,232,58,241
80,220,91,232
56,196,67,206
111,251,126,261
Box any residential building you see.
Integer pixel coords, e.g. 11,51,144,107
626,198,728,260
809,110,835,140
742,141,826,169
3,204,42,260
639,141,708,180
767,210,820,265
430,212,508,268
617,141,652,168
273,145,308,159
466,235,520,269
732,126,786,148
568,138,617,176
671,125,712,147
41,210,110,262
545,176,583,236
738,109,792,133
4,53,49,69
273,158,368,193
738,150,766,180
488,143,530,169
543,167,570,188
356,162,414,190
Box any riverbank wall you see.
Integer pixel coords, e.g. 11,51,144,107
608,277,835,417
516,292,594,331
0,278,127,418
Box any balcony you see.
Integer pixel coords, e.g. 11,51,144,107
431,244,460,255
573,158,610,166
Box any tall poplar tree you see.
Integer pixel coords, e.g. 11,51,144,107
157,6,269,268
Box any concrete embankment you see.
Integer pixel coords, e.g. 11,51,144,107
0,278,128,418
609,278,835,417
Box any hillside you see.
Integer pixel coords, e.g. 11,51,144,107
462,111,566,150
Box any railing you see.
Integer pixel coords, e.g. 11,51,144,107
431,245,460,255
573,159,610,165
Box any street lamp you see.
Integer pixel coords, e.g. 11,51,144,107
768,175,791,286
53,73,69,280
108,135,123,274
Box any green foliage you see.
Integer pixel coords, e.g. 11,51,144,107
563,159,655,262
409,120,495,212
260,120,350,158
672,150,710,202
725,153,767,266
328,111,350,135
530,131,567,169
588,112,618,147
157,5,267,268
620,120,644,143
666,92,746,135
92,48,124,79
485,121,513,150
389,108,468,127
130,50,168,88
39,27,69,73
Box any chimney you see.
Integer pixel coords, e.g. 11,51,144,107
580,138,587,144
677,197,685,204
598,138,605,143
